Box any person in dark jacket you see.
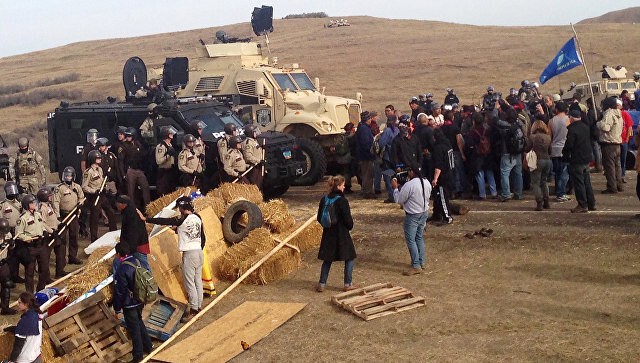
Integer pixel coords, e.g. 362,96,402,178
113,242,153,363
355,112,377,198
390,124,423,172
316,175,356,292
585,98,603,173
115,195,151,271
563,110,596,213
467,112,497,199
431,128,454,226
413,113,435,180
7,292,42,363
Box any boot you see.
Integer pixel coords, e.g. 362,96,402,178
0,285,16,315
542,197,550,209
535,199,543,211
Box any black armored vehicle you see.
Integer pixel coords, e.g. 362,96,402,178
47,87,306,199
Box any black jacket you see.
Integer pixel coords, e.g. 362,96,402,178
390,135,423,171
562,120,593,165
317,191,355,262
120,204,149,254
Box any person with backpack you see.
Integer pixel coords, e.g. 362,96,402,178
113,242,153,363
467,112,497,199
115,195,151,272
316,175,356,292
140,196,206,322
494,101,526,202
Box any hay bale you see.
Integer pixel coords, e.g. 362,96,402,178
279,221,323,252
216,228,300,285
145,187,188,218
259,199,295,233
193,194,226,217
209,183,262,206
65,253,113,304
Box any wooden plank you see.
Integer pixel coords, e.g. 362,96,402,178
154,301,306,363
199,206,227,281
337,287,407,306
364,301,427,321
142,215,317,363
148,228,189,304
44,291,105,327
332,283,426,321
360,297,426,316
331,282,391,301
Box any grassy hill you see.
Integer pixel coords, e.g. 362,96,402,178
1,16,639,164
578,6,640,24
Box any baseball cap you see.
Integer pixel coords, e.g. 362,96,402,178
569,109,582,119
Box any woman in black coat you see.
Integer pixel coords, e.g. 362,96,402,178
316,175,356,292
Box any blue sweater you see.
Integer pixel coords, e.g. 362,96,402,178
355,122,375,161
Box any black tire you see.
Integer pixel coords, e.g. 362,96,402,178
222,200,263,244
290,138,326,186
262,184,289,199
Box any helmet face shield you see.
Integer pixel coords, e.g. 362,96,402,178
167,126,178,136
4,182,18,197
87,129,98,144
62,167,75,183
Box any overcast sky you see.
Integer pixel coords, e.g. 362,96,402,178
1,0,639,57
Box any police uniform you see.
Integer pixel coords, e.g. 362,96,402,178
82,164,114,242
178,148,204,187
242,137,264,187
37,201,58,276
80,143,96,173
98,151,119,233
15,210,52,293
15,149,45,194
53,182,84,267
1,199,23,283
222,148,248,182
140,116,161,147
155,141,178,195
0,231,16,314
121,140,150,210
216,135,232,162
194,136,205,159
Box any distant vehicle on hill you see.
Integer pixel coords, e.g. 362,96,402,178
325,19,351,28
561,65,639,105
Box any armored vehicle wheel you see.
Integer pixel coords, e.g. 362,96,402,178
222,200,263,244
290,138,326,186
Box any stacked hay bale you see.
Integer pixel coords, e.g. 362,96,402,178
280,221,323,252
65,247,113,303
208,183,263,205
216,228,301,285
259,199,296,233
0,329,60,362
145,187,189,218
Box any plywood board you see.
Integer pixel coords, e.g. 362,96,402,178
198,207,228,281
148,228,188,304
154,301,306,363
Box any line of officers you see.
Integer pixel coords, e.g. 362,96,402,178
0,120,265,313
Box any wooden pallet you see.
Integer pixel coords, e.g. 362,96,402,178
331,283,426,321
43,291,132,363
142,295,188,341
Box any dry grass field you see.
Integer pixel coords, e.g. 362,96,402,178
0,16,640,362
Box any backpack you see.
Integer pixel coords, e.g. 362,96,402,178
505,123,526,155
474,128,491,156
320,195,341,228
123,259,158,304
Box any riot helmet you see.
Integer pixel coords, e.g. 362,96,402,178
18,137,29,152
183,134,196,147
62,166,76,184
86,129,98,144
21,194,37,211
228,135,243,149
486,86,495,93
124,127,136,138
96,137,109,147
0,218,9,234
223,123,237,136
116,126,127,140
190,120,207,134
36,187,52,203
243,124,260,139
3,181,19,199
160,126,178,139
87,150,102,165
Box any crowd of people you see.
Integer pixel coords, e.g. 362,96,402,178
332,85,640,216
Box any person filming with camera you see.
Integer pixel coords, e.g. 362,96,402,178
391,167,432,276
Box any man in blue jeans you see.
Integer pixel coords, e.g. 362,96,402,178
392,168,432,276
494,103,525,202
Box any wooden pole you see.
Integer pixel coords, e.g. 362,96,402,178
570,23,596,106
141,215,317,363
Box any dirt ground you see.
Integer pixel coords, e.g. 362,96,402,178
160,171,640,362
2,171,638,361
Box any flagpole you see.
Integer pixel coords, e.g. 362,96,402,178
570,23,596,107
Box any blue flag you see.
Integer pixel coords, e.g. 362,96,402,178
539,37,583,84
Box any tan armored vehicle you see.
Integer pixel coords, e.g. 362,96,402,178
562,65,639,105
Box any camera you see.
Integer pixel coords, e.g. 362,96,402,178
393,167,412,186
483,92,502,111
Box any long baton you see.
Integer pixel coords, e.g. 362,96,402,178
261,138,266,177
93,167,111,207
232,165,255,183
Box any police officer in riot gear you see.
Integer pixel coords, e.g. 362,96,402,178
217,123,238,159
242,124,264,187
53,167,85,270
156,126,178,195
96,138,121,228
222,136,248,183
0,218,16,315
81,129,99,172
1,181,25,284
178,134,204,187
37,187,58,275
140,103,160,147
15,194,53,293
15,137,46,195
82,150,115,242
120,128,150,211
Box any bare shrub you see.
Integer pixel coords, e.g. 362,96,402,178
283,12,328,19
0,72,80,96
0,88,84,109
